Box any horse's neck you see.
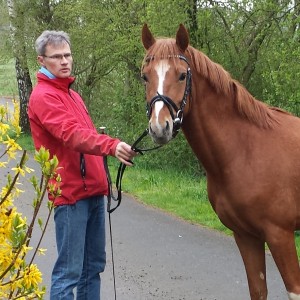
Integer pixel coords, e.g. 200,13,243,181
182,85,247,176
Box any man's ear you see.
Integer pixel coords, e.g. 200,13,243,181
37,56,45,66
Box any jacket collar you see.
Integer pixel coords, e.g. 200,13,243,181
37,73,75,92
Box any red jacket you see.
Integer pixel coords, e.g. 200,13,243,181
28,73,120,205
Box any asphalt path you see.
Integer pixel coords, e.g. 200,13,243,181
2,150,287,300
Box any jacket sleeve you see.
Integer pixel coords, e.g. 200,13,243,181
31,91,120,157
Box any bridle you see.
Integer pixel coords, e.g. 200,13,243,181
145,54,192,138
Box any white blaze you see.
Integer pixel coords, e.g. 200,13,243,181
154,60,170,120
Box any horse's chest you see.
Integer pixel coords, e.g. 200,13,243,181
207,183,251,232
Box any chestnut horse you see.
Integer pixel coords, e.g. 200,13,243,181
141,24,300,300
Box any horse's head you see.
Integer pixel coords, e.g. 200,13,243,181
141,24,192,145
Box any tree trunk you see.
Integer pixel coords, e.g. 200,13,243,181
185,0,199,47
15,57,32,133
241,10,276,87
6,0,32,133
290,0,300,41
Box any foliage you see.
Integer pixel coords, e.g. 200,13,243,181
0,101,61,299
2,0,300,170
1,0,300,173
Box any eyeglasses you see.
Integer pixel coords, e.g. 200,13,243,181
43,53,72,60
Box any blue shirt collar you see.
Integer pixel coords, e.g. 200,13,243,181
39,66,56,79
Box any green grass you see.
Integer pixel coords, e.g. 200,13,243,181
17,133,34,151
0,59,18,96
6,127,35,151
296,232,300,257
119,163,231,234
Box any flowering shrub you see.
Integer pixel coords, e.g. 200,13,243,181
0,100,61,299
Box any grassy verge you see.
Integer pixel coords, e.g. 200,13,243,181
119,162,231,233
17,133,35,151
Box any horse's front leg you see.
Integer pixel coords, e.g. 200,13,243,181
266,229,300,300
233,232,267,300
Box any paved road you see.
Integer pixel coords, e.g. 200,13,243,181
2,151,287,300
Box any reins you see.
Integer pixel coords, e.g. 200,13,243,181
105,128,162,214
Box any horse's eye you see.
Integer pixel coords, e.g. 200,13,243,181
141,74,148,82
179,73,187,81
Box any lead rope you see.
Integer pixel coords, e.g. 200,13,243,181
105,153,117,300
101,128,164,300
108,212,116,300
97,127,117,300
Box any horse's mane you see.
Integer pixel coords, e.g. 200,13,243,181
144,38,286,128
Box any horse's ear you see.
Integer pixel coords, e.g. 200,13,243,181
176,24,189,52
142,23,156,50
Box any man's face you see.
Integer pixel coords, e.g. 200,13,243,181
37,42,73,78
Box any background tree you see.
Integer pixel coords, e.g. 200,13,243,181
6,0,32,133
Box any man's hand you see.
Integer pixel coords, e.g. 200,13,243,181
115,142,137,166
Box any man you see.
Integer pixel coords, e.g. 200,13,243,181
28,30,136,300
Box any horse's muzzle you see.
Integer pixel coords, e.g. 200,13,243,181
148,119,173,145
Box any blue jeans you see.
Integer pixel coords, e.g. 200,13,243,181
50,196,106,300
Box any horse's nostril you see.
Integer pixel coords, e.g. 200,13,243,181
149,124,154,134
166,121,170,131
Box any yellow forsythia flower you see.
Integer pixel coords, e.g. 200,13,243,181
22,264,43,289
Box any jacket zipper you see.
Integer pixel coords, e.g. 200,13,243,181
68,87,91,191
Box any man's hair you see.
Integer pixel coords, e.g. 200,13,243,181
35,30,71,56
